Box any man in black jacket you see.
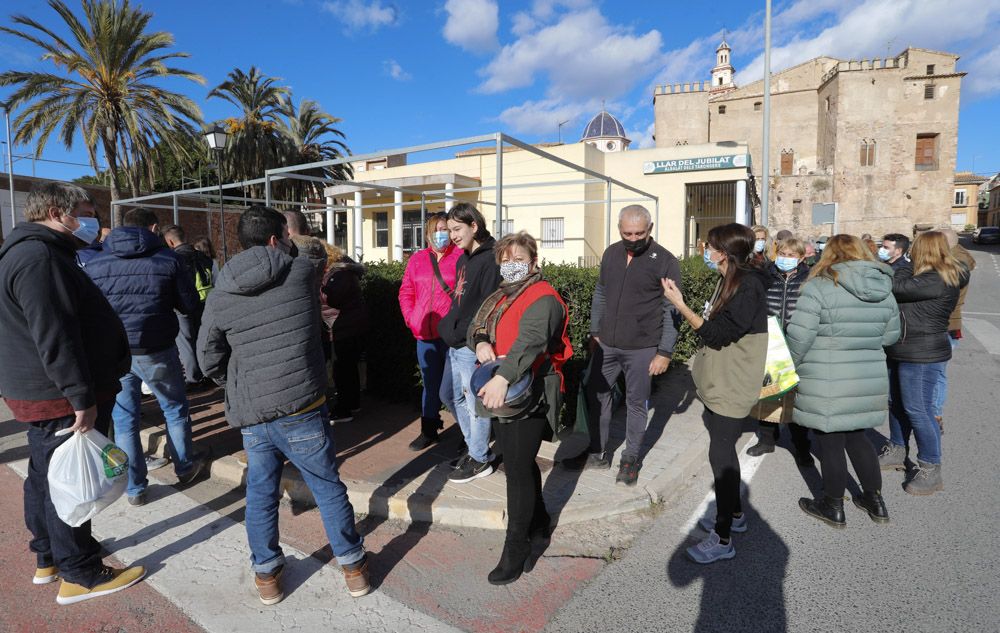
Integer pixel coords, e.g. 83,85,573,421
585,205,682,486
0,181,145,605
880,233,912,275
163,224,214,387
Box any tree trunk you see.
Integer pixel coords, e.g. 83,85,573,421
101,134,124,226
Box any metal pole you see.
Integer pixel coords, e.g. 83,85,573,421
495,135,503,235
605,180,612,248
420,193,426,232
264,175,272,207
217,156,227,261
4,105,16,235
172,194,179,226
761,0,772,226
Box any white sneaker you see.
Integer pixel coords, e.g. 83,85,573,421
686,531,735,564
698,512,748,534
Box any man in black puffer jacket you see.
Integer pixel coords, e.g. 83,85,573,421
85,208,203,506
197,206,370,601
163,224,215,387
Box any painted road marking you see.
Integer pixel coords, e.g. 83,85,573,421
680,443,767,534
8,460,459,633
963,312,1000,317
964,318,1000,356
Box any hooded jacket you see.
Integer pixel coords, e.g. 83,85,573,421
174,242,216,303
85,226,200,354
0,223,130,418
786,260,901,433
885,265,968,364
197,246,327,428
948,245,976,333
438,236,501,349
398,245,462,340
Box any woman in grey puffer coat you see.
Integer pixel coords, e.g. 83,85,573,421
786,235,900,528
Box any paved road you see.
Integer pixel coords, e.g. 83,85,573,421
546,237,1000,633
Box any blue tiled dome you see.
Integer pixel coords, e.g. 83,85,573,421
581,110,626,140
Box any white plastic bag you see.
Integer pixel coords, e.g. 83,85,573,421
48,429,129,527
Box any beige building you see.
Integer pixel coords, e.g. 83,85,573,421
952,172,988,228
654,42,965,238
320,116,755,263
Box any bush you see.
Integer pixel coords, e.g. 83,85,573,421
359,256,720,421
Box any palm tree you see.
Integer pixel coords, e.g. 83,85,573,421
0,0,205,215
276,96,353,202
207,67,288,195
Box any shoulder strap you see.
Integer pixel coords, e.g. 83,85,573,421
428,251,454,299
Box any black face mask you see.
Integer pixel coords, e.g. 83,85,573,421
622,237,650,256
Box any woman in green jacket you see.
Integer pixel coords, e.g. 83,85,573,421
662,223,768,564
786,235,900,527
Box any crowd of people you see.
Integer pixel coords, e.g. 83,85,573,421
0,179,975,607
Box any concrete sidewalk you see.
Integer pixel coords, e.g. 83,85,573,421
134,363,712,531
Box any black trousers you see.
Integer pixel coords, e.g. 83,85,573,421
814,429,882,499
494,416,549,544
757,420,811,453
24,403,113,588
175,308,203,384
704,408,744,540
332,336,363,415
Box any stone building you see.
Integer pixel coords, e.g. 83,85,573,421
654,42,965,237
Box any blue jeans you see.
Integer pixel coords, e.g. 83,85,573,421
449,346,493,464
241,406,364,572
888,360,945,465
113,346,196,497
932,338,959,418
416,338,455,420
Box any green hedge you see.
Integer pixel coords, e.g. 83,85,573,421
360,257,719,426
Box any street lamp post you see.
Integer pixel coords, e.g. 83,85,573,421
203,124,229,261
3,102,16,237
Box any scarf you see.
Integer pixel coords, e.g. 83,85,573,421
467,270,544,347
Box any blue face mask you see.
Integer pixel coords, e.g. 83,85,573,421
431,231,450,250
62,215,100,245
754,239,766,253
703,248,719,271
775,256,799,272
877,247,891,262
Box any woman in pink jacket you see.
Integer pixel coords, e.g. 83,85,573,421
399,212,462,450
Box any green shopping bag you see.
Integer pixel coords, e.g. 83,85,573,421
760,316,799,402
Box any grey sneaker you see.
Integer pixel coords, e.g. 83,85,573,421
878,443,906,471
699,512,748,534
905,461,943,496
686,531,735,564
176,459,205,486
127,493,146,507
145,455,169,471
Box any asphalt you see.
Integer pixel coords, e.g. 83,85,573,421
545,237,1000,633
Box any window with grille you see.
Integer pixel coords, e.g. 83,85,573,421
540,218,564,248
493,219,514,236
718,105,726,114
860,140,876,167
926,64,935,75
374,212,388,247
754,102,761,111
924,84,935,99
915,134,939,170
780,150,794,176
954,190,967,206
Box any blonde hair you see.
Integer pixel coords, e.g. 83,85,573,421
776,237,805,257
808,234,875,285
494,230,538,264
911,231,963,287
424,212,448,247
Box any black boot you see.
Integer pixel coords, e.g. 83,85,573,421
852,490,889,523
488,539,531,585
529,511,552,545
409,418,441,451
746,439,775,457
798,495,846,528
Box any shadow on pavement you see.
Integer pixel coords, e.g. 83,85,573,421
668,492,789,633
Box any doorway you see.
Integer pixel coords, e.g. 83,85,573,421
685,181,737,257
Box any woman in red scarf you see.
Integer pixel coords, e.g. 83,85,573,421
467,231,572,585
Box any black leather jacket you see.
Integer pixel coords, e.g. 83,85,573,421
885,267,969,364
765,261,810,330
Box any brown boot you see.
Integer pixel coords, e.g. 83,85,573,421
343,555,371,598
254,566,284,605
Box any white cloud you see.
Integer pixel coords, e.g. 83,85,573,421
965,43,1000,96
497,98,596,138
478,8,663,99
735,0,1000,87
442,0,499,54
625,122,656,150
322,0,398,32
382,59,411,81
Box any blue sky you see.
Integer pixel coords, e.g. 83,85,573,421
2,0,999,183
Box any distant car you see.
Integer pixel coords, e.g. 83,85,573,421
972,227,1000,245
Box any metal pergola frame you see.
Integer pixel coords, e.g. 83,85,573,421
112,132,659,263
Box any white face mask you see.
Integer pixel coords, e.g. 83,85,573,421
500,260,531,283
754,239,766,253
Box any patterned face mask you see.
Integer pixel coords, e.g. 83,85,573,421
500,260,531,283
